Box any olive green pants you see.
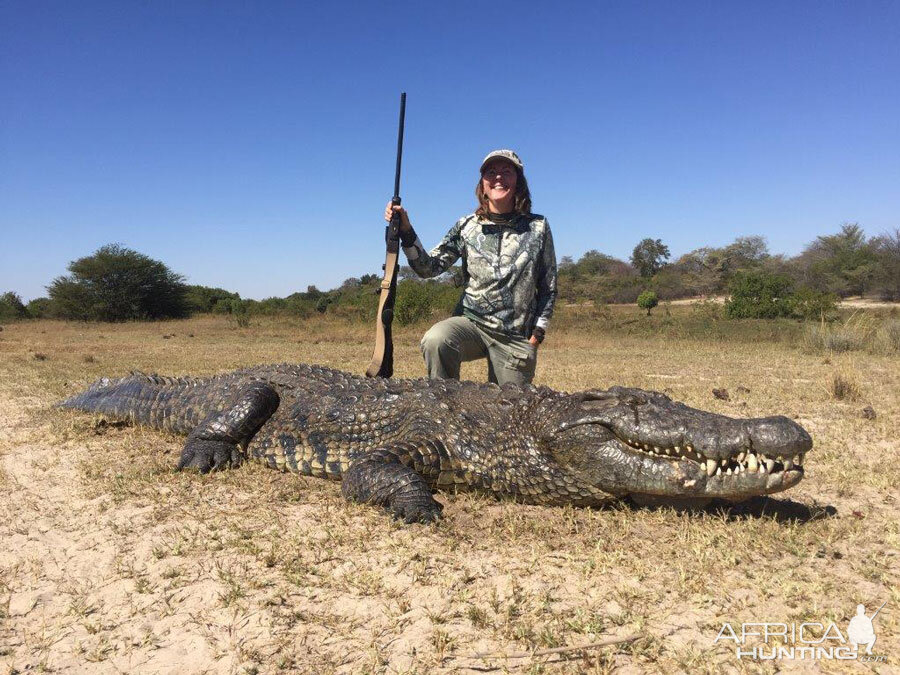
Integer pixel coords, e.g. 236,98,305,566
420,316,537,385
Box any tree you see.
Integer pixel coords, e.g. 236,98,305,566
671,236,775,297
723,236,769,268
0,292,27,320
792,223,878,297
871,228,900,301
630,239,670,278
48,244,189,321
637,290,659,316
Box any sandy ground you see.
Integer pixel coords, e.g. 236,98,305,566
1,316,898,673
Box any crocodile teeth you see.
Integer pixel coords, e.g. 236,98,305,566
726,468,733,475
715,467,722,476
765,458,775,472
747,454,759,473
674,445,681,452
720,458,728,467
796,453,804,466
784,458,794,471
737,452,746,462
706,459,717,477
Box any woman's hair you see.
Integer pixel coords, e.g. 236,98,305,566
475,166,532,217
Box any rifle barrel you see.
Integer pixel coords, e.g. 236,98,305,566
393,92,406,202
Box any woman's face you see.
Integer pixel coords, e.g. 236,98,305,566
481,160,518,211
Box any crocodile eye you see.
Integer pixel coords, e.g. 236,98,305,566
552,419,615,445
578,398,617,413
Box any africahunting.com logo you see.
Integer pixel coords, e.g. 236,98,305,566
715,602,887,662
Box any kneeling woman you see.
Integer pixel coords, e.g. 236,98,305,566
384,149,557,385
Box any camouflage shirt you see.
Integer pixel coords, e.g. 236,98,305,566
401,213,558,339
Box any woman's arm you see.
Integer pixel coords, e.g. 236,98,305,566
532,222,558,343
385,203,465,279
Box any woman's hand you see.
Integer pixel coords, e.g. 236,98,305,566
384,201,412,232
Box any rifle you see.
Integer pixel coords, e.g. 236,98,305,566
366,92,406,378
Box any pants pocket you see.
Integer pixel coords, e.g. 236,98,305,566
504,347,536,373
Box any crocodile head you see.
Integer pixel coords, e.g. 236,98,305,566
539,386,812,503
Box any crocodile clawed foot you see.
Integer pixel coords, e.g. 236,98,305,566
392,497,444,524
177,438,244,474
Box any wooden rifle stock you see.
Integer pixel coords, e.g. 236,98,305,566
366,92,406,378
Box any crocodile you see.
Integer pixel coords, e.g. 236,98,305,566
59,364,812,522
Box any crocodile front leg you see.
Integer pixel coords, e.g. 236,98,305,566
341,447,444,523
177,382,280,473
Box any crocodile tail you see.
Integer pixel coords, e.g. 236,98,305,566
57,372,216,434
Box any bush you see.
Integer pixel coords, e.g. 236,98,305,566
48,244,189,321
226,298,250,327
637,290,659,316
691,299,725,321
596,276,643,304
725,271,794,319
26,297,53,318
316,296,332,314
0,292,27,320
185,285,240,314
395,281,435,325
653,266,697,300
790,287,838,321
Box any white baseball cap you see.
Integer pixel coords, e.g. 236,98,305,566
480,149,523,172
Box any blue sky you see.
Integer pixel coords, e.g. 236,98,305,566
2,1,898,302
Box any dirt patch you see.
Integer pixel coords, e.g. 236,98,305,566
1,317,898,672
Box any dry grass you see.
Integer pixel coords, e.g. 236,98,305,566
875,318,900,354
802,312,900,356
0,314,898,673
827,372,862,402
